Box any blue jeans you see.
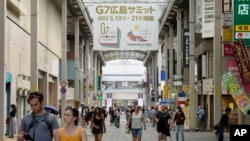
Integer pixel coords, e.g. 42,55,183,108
131,128,143,137
175,124,184,141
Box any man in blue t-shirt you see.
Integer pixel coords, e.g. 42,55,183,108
197,105,205,131
18,92,59,141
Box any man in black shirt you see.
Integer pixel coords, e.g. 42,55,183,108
216,107,231,141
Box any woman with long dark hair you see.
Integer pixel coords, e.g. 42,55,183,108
7,104,17,138
91,107,106,141
173,106,185,141
55,106,87,141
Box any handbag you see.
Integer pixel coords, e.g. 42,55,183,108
125,128,131,134
5,116,11,124
128,113,133,129
213,123,221,130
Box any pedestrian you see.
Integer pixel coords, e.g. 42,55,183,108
126,105,146,141
55,106,87,141
154,105,171,141
102,106,108,120
149,106,157,127
215,107,231,141
58,105,62,127
91,107,106,141
109,107,115,125
197,105,205,131
126,107,131,121
6,104,17,138
114,108,121,128
173,106,185,141
74,100,84,126
85,106,94,128
18,92,59,141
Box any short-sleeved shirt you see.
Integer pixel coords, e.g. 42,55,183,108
156,111,171,135
156,111,171,127
149,109,157,118
19,111,59,141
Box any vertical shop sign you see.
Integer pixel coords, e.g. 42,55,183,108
234,0,250,46
182,29,189,68
233,40,250,83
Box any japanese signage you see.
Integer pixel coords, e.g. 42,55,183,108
163,85,168,99
223,28,233,42
223,13,233,27
226,59,241,83
234,0,250,46
195,0,202,33
223,0,232,13
182,29,189,68
224,43,234,56
138,99,143,107
221,71,250,115
202,0,215,38
233,40,250,83
161,70,165,81
93,4,158,50
106,98,112,110
227,59,250,95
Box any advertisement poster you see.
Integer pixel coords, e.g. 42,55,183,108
138,98,143,107
202,0,214,38
233,40,250,83
221,71,250,114
224,43,234,56
182,107,189,129
227,59,250,94
93,4,158,50
106,98,112,109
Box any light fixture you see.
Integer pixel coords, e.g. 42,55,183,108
170,12,175,15
76,12,82,15
73,5,79,8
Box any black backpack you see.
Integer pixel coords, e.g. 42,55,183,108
26,112,53,137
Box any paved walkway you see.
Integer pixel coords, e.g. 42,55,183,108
4,114,229,141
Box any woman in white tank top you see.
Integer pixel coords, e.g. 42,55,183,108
126,105,146,141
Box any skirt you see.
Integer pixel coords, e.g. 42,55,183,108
8,117,17,135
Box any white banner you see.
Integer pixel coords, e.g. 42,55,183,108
138,98,143,107
195,0,202,33
107,98,112,108
93,4,159,50
202,0,214,38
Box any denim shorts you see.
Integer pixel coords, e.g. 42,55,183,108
131,128,143,137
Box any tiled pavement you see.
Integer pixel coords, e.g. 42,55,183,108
4,114,229,141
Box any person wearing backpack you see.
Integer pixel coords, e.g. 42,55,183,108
197,105,205,131
18,92,59,141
